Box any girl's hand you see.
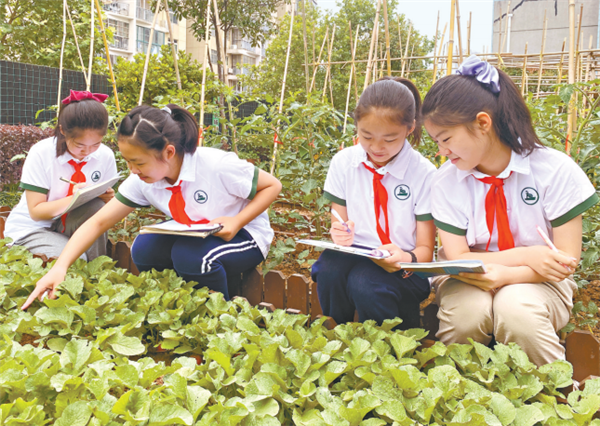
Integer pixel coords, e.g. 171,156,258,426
98,187,115,204
451,264,509,291
371,244,410,273
526,246,577,282
21,267,67,310
331,220,355,246
210,216,242,242
72,182,87,194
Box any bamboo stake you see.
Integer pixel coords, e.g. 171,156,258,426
536,10,547,98
57,0,67,116
94,0,119,110
373,25,380,83
302,0,310,94
364,0,381,89
467,12,471,56
401,22,412,77
567,0,576,152
322,24,336,101
65,2,88,88
455,0,463,63
407,44,415,76
585,35,594,82
497,1,502,53
348,22,359,104
521,42,528,96
433,22,447,84
447,0,456,75
270,4,295,175
578,36,585,83
163,0,181,91
382,0,392,76
198,4,211,146
311,11,316,81
87,0,94,91
212,0,226,84
138,0,161,106
501,1,511,53
431,12,440,84
343,24,360,135
309,27,328,92
557,38,567,86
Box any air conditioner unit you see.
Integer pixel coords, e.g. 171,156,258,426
231,44,237,50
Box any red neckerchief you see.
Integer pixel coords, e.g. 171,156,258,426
61,159,87,230
165,181,210,226
362,161,391,245
475,173,515,251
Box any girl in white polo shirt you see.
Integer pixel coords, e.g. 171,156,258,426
22,104,281,309
422,55,598,366
5,90,117,261
311,77,436,329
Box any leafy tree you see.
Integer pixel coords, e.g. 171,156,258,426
0,0,112,72
166,0,288,82
245,0,434,111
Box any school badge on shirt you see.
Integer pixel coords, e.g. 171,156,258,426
91,171,101,182
521,187,539,205
194,190,208,204
394,184,411,201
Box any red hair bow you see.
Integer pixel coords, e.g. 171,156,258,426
61,90,108,105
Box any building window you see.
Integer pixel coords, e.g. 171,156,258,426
107,18,129,50
211,49,218,64
136,26,166,55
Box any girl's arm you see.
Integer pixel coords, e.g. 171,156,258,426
25,184,86,221
22,198,134,309
374,220,436,272
442,215,581,289
210,169,282,241
330,203,355,246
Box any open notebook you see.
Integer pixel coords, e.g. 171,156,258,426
52,174,121,220
140,220,223,238
296,239,391,259
396,260,487,278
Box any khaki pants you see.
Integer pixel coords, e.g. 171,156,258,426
433,276,575,366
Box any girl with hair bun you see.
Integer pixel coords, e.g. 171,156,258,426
23,104,282,309
311,77,436,329
5,90,118,261
423,55,599,366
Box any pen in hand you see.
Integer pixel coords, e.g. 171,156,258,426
60,176,77,185
331,209,351,233
536,225,575,272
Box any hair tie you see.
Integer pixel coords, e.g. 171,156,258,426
456,55,501,93
162,106,172,115
62,90,108,105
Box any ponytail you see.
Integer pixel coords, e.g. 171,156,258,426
354,76,423,146
422,66,541,155
117,104,198,156
54,99,108,157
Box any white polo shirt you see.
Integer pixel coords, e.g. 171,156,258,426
116,147,273,258
324,141,436,250
5,137,118,243
431,147,599,252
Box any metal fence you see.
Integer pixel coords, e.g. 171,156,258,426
0,61,110,126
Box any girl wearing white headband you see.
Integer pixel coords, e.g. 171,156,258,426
423,55,598,366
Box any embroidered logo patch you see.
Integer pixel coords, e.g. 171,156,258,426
394,184,411,201
521,187,539,205
194,190,208,204
91,171,101,182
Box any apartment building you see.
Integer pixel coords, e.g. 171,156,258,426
101,0,187,63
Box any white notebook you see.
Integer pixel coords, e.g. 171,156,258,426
296,239,391,259
396,260,487,278
52,174,121,219
140,220,223,238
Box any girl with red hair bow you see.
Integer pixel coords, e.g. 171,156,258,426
5,90,118,261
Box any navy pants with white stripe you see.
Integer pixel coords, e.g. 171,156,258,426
312,250,431,329
131,229,264,300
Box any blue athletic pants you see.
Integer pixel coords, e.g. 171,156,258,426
131,228,264,300
311,249,431,329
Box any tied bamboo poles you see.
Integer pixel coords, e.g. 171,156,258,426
501,1,511,53
364,0,381,90
349,22,359,105
302,0,310,94
163,0,182,91
447,0,456,75
322,24,336,104
57,0,67,116
343,24,360,135
270,4,295,175
138,0,162,106
198,5,211,147
455,0,463,63
432,22,447,84
557,38,567,86
87,0,94,91
567,0,576,153
94,0,119,110
431,12,440,84
467,11,471,56
309,26,328,93
65,2,88,88
401,22,412,77
521,43,528,96
382,0,392,76
536,10,548,99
